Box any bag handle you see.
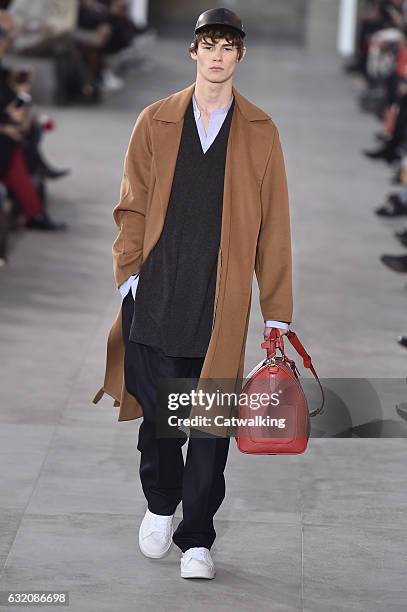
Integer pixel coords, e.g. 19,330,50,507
261,329,325,417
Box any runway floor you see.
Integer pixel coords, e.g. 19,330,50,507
0,36,406,611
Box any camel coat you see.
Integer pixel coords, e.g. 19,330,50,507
92,80,293,437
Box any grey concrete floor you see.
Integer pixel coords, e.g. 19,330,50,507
0,36,407,611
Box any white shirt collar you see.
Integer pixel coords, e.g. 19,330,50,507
192,92,234,119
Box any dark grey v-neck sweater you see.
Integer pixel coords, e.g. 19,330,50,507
129,95,235,357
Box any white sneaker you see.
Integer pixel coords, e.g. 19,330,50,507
180,547,215,579
101,68,124,93
138,508,174,558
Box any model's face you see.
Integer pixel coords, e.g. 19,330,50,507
190,37,246,84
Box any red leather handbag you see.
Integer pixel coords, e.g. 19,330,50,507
235,329,324,455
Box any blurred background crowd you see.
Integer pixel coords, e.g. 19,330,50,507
0,0,405,355
344,0,407,349
0,0,154,261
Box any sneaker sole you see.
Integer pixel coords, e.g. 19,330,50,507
181,568,215,579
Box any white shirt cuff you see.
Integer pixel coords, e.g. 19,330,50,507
264,320,289,330
119,274,139,301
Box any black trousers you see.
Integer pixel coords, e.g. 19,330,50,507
122,290,230,552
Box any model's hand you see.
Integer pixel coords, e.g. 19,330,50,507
263,326,288,339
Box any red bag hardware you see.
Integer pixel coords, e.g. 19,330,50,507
235,328,324,455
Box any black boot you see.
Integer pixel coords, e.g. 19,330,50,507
375,195,407,217
394,227,407,247
380,254,407,273
25,147,71,180
363,144,400,163
397,336,407,349
26,211,67,231
35,163,71,180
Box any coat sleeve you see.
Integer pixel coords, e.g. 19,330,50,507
255,125,293,324
112,107,152,288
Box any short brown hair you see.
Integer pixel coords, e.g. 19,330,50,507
189,26,245,61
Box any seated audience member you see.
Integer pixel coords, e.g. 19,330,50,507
9,66,70,178
75,0,122,93
8,0,99,105
345,1,407,349
0,10,67,230
74,0,155,94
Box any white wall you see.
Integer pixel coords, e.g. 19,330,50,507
305,0,340,52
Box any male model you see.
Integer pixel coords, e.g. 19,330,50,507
93,7,293,580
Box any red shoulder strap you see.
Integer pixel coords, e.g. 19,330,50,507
262,329,325,417
285,330,325,417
